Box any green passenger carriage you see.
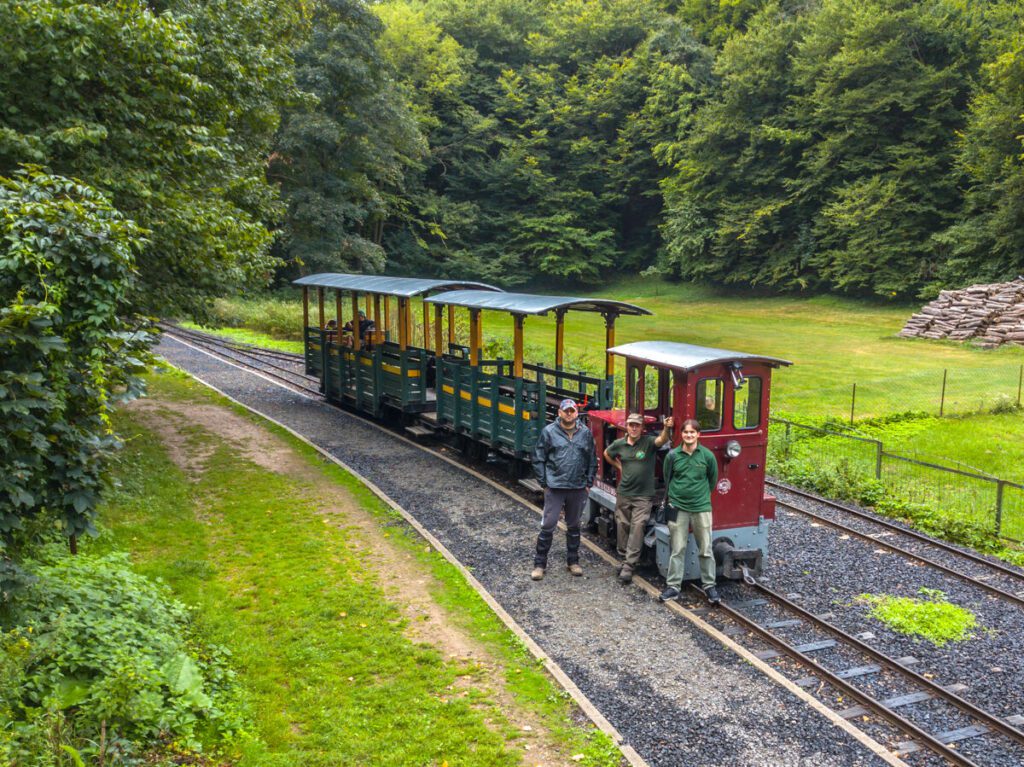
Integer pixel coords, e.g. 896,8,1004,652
422,290,650,459
296,274,501,417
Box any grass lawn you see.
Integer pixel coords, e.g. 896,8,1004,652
198,277,1024,480
178,321,305,354
95,369,620,767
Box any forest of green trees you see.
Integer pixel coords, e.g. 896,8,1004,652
4,0,1024,313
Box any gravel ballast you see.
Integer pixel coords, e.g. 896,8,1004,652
762,488,1024,767
157,336,904,766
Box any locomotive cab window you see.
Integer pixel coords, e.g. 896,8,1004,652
695,378,723,432
733,376,763,430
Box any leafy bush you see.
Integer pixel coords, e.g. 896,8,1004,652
989,394,1021,415
770,450,1024,567
203,296,304,341
0,168,151,568
0,549,246,766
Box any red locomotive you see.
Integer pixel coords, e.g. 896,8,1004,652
586,341,791,582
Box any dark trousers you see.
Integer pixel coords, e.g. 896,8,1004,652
534,487,587,567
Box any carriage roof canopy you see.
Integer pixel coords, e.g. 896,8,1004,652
423,290,650,316
608,341,791,371
293,273,502,297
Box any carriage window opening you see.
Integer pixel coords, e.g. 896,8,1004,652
643,367,659,410
626,366,639,412
695,378,723,432
733,376,762,430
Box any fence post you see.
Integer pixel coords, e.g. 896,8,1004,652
850,383,856,424
939,369,948,416
875,441,883,480
995,480,1005,538
1017,365,1022,407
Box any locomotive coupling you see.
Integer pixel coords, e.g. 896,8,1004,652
713,537,764,580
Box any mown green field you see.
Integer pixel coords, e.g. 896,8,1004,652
194,278,1024,481
98,370,620,766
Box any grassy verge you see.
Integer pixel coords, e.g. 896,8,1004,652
96,369,620,766
177,322,304,354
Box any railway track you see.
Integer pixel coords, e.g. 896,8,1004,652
159,324,1024,766
158,323,319,396
767,480,1024,609
695,579,1024,766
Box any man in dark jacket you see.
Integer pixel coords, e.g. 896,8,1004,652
531,398,597,580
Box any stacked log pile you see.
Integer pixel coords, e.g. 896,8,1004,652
898,277,1024,347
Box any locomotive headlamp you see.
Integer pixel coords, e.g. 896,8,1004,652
725,440,742,459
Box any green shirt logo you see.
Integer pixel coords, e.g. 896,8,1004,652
636,451,645,459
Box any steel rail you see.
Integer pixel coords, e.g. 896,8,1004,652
767,479,1024,587
702,584,988,767
772,499,1024,610
160,327,310,381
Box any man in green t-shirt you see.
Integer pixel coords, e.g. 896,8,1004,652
603,413,673,583
659,418,720,604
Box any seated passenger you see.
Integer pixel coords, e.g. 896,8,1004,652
343,310,376,347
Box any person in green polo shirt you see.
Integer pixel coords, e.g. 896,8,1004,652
658,418,720,604
603,413,673,583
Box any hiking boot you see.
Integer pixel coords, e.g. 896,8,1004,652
704,585,721,605
618,565,633,584
659,586,680,602
531,567,545,581
567,563,583,576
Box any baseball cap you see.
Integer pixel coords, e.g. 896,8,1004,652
626,413,644,425
559,398,578,411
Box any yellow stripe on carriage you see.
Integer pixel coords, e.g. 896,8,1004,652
338,354,419,377
382,362,419,377
440,385,531,420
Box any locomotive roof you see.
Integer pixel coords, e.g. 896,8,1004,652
608,341,792,370
293,273,502,297
423,290,650,316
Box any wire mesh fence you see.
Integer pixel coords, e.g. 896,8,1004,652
769,418,1024,542
1001,483,1024,542
774,364,1024,421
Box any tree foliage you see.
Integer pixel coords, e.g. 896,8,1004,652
937,10,1024,287
363,0,1023,296
658,0,977,297
0,0,294,318
376,0,703,286
0,169,150,569
271,0,425,276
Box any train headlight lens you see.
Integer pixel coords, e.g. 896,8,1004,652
725,440,742,459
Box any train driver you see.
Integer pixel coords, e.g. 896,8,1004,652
603,413,673,584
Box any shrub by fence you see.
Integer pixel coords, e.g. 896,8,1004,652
768,418,1024,543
